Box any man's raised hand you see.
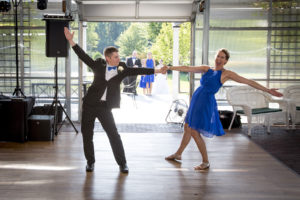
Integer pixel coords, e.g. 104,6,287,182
64,27,76,47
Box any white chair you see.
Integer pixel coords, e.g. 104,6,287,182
226,86,288,136
283,85,300,129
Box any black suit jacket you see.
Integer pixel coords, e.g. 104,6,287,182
126,57,142,68
72,45,154,108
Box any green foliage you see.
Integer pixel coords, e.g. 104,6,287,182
253,0,299,10
179,23,191,66
115,23,149,59
87,23,99,55
147,22,162,44
95,22,130,54
86,22,190,65
151,23,173,65
151,22,191,66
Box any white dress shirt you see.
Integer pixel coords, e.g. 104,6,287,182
100,65,118,101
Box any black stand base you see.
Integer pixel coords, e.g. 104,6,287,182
12,88,26,98
49,99,78,135
50,57,78,135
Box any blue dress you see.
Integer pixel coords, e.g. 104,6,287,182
185,69,225,138
139,59,155,88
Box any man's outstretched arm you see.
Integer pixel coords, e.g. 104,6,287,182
64,27,98,69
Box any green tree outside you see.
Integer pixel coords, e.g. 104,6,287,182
151,23,173,65
87,23,99,59
147,22,163,44
95,22,130,55
179,23,191,66
115,23,149,60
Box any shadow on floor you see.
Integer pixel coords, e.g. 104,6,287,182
61,123,300,175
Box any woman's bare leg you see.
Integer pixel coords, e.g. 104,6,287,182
149,82,153,95
191,129,209,163
146,82,150,95
165,124,192,160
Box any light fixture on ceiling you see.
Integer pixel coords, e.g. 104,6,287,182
199,0,205,13
0,0,11,12
37,0,48,10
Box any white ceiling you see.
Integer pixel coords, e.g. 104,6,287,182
75,0,198,22
72,0,263,22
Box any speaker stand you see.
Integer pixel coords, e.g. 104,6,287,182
12,0,25,97
50,57,78,135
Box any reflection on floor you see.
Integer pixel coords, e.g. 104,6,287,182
0,130,299,199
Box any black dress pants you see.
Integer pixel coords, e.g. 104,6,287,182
81,102,127,166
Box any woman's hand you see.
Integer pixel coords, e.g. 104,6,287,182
160,65,168,74
164,65,171,71
268,88,283,97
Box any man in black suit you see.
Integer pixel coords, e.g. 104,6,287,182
123,50,142,95
64,28,167,173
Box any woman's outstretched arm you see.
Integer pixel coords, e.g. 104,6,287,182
227,70,283,97
167,65,210,73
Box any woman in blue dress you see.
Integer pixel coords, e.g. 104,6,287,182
141,52,155,95
139,59,147,94
165,48,283,170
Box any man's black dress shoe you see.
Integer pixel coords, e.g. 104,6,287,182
86,163,94,172
119,164,129,173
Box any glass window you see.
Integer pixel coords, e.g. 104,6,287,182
209,30,267,79
210,7,268,28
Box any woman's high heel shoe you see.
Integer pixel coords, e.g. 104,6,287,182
165,154,182,161
194,162,210,170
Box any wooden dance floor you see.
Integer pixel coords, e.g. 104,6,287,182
0,130,299,200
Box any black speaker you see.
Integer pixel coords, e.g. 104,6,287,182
28,115,54,141
32,104,63,123
37,0,47,10
45,20,69,57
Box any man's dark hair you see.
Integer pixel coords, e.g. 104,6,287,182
104,46,118,58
